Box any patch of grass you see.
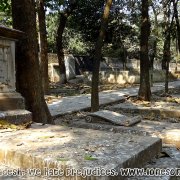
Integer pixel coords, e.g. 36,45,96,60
56,158,69,162
39,136,54,139
0,120,31,130
58,135,68,138
84,155,97,161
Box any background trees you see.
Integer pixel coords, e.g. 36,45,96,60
0,0,11,26
0,0,179,118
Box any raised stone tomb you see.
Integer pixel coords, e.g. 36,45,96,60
0,123,162,179
0,26,32,124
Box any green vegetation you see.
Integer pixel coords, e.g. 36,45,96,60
0,120,32,130
84,155,98,161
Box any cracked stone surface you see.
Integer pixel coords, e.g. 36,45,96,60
0,123,161,179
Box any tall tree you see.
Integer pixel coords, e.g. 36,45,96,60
162,1,174,93
173,0,180,53
11,0,54,124
56,0,78,84
37,0,49,94
91,0,113,112
138,0,151,101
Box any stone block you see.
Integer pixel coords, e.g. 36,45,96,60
0,124,162,179
86,110,141,126
65,55,76,80
0,92,25,110
0,109,32,125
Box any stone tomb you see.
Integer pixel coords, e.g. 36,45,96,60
0,123,162,179
0,26,31,124
86,110,141,126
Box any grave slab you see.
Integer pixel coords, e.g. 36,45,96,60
48,80,180,117
111,103,180,118
0,123,161,179
86,110,141,126
70,119,180,148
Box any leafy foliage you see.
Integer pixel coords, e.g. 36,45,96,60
0,0,12,26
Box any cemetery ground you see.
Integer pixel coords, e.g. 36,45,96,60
0,80,180,179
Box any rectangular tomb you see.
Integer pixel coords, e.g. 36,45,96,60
0,124,162,179
0,26,32,124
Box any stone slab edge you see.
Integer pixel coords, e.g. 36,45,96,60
0,133,162,180
111,105,180,118
52,98,125,118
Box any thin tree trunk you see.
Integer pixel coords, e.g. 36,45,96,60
56,13,67,84
162,0,171,69
173,0,180,53
163,13,174,94
163,33,171,93
37,0,49,94
138,0,151,101
56,0,77,84
11,0,54,124
91,0,113,112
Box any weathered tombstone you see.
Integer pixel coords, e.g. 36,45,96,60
0,26,32,124
64,54,76,80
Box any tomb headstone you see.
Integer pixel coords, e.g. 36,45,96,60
0,26,32,124
65,54,76,80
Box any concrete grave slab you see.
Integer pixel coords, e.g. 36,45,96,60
48,80,180,117
0,123,161,179
86,110,141,126
70,119,180,148
111,103,180,118
0,109,32,125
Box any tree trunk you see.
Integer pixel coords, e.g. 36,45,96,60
91,0,113,112
151,4,158,60
162,1,170,70
56,0,78,84
37,0,49,94
56,13,67,84
163,11,174,94
138,0,151,101
173,0,180,53
11,0,54,124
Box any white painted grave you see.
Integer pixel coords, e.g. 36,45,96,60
0,39,15,92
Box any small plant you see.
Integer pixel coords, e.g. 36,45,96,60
84,155,97,161
56,158,69,162
38,136,54,139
